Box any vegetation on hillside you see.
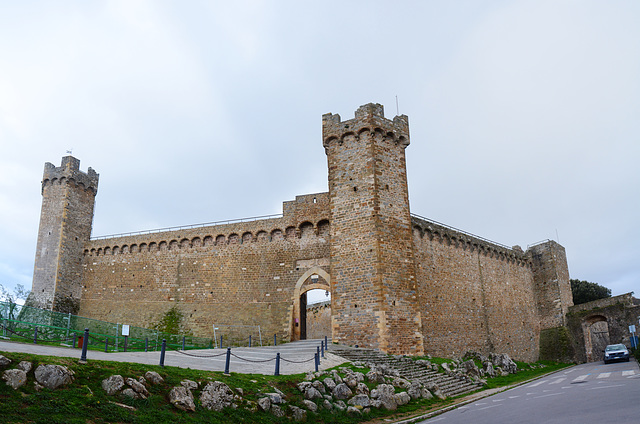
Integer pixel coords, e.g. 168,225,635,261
570,279,611,305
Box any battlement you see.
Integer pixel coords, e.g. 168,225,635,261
42,156,99,194
322,103,409,148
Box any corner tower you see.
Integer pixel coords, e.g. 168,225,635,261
323,103,423,355
29,156,99,313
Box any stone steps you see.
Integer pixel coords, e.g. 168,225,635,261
330,347,481,398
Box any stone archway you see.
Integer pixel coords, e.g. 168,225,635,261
291,267,331,341
583,315,610,362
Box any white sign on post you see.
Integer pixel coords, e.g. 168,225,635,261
122,324,130,337
630,325,636,333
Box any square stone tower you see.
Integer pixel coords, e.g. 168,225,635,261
323,103,423,355
28,156,99,313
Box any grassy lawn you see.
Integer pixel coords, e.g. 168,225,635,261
0,349,572,424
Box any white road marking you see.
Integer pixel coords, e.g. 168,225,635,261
597,372,611,379
492,399,505,402
563,368,576,374
549,378,566,385
508,396,519,399
474,402,487,406
533,392,564,399
572,375,589,382
622,370,635,377
588,384,625,390
478,404,501,411
528,380,547,387
526,392,536,396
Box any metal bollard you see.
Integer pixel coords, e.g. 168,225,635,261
274,333,277,346
145,337,148,352
160,339,166,367
321,341,325,358
220,335,223,348
105,337,109,352
80,328,89,363
182,336,186,351
275,352,280,376
325,335,328,349
124,335,128,352
249,335,252,348
316,346,320,364
33,327,38,344
224,347,231,374
315,352,319,372
72,332,77,348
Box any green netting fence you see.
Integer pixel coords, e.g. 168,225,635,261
0,301,213,352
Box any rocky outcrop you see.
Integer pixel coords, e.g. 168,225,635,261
34,365,74,389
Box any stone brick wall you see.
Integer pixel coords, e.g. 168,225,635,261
412,217,541,362
323,104,423,355
78,193,331,341
29,156,98,313
305,300,331,340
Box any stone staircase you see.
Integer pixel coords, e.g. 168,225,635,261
329,347,482,398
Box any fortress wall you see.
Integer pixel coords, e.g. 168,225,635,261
78,193,331,340
305,301,332,340
412,217,540,362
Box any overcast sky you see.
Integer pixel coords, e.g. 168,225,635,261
1,1,638,301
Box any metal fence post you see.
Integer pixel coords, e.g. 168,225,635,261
145,337,148,352
274,333,277,346
124,335,128,352
249,335,252,348
275,352,280,376
80,328,89,363
33,326,38,344
325,335,328,349
160,339,166,367
316,346,320,364
104,337,109,352
321,341,324,358
72,332,77,348
224,347,231,375
182,336,186,351
315,352,319,372
220,335,223,348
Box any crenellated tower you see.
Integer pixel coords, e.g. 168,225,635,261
28,156,99,313
323,103,424,355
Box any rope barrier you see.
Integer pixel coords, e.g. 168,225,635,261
280,355,317,364
230,352,275,363
166,347,228,358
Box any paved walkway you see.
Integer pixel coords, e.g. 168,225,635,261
0,338,346,375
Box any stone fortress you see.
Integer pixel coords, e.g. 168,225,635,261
28,103,576,362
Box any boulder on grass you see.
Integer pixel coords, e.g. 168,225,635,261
169,386,195,412
34,364,74,390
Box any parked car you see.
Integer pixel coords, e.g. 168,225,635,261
603,344,630,364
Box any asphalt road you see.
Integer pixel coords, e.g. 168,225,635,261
418,359,640,424
0,338,346,375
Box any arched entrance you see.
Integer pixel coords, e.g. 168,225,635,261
583,315,610,362
291,267,331,341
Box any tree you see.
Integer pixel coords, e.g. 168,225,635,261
570,279,611,305
0,283,31,304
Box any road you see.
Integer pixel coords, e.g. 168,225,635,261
418,359,640,424
0,338,345,375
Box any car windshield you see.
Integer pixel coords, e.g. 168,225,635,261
605,344,626,351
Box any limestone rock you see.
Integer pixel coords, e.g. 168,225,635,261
323,377,336,391
102,375,125,395
200,381,236,411
144,371,164,385
271,404,285,418
297,381,312,392
394,391,411,406
302,399,318,412
290,405,307,422
2,369,27,389
121,388,140,399
266,392,286,404
126,377,149,398
461,360,480,378
322,399,333,410
180,379,198,390
366,369,385,384
347,406,362,415
257,396,271,411
392,377,411,389
347,393,370,408
17,361,32,373
34,364,74,390
332,383,353,400
0,355,11,368
334,400,347,411
407,382,422,400
483,361,496,378
370,383,397,411
169,386,195,412
355,382,369,395
490,353,518,374
312,380,326,394
441,363,451,373
420,386,433,400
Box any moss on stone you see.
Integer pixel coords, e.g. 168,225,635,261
539,326,575,362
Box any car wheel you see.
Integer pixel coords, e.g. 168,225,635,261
604,360,609,364
626,358,630,362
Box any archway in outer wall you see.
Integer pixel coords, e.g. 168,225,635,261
291,267,331,341
583,315,610,362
